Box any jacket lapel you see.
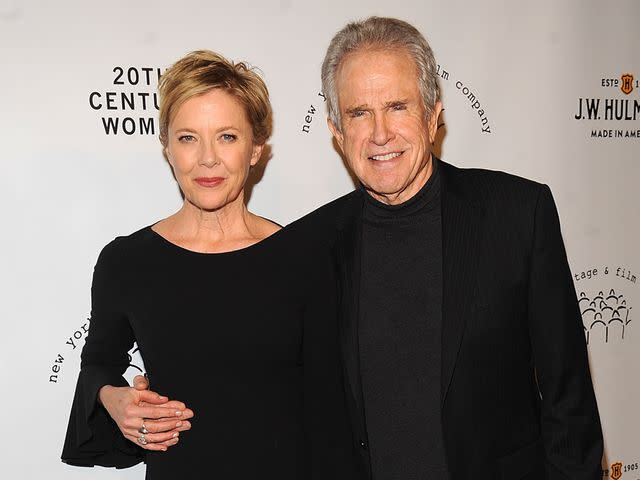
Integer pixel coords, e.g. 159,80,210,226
333,193,367,429
332,162,483,422
440,162,483,406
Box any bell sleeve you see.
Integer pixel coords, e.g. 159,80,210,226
61,239,144,468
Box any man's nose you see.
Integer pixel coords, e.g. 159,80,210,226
371,114,393,145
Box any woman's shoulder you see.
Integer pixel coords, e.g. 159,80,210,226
95,225,158,267
251,214,282,240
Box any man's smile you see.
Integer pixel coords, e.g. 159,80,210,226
368,151,404,161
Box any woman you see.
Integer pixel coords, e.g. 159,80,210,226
61,50,356,479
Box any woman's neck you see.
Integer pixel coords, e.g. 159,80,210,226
155,196,265,253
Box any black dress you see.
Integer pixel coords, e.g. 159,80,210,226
61,225,357,479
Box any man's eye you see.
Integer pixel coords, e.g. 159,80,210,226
178,135,195,142
350,110,365,118
221,133,237,142
391,104,406,111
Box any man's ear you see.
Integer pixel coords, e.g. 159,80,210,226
428,101,443,144
327,117,344,152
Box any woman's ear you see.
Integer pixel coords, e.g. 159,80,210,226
250,143,265,166
163,145,173,165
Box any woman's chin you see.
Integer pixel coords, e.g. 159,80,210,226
184,195,241,213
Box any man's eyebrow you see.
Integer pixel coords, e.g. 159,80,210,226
384,99,409,108
345,104,369,114
344,100,409,114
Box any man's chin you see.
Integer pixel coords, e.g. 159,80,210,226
363,186,405,205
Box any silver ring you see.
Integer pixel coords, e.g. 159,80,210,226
138,422,149,435
137,434,147,446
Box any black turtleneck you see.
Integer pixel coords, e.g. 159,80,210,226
359,158,448,479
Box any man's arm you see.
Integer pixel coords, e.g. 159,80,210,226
527,184,603,479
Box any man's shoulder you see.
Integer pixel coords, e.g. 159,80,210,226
441,160,546,204
442,160,542,188
283,190,362,249
289,190,361,229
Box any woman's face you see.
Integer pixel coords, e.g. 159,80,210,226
165,88,262,212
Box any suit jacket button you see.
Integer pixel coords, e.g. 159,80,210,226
359,440,368,450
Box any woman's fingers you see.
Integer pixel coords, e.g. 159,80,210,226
137,404,186,420
158,436,180,448
124,428,182,447
175,420,191,432
132,375,149,391
135,407,194,424
136,388,169,405
169,407,193,420
150,400,188,411
142,418,190,434
102,384,191,452
120,415,190,451
124,433,178,451
120,406,193,436
134,432,180,445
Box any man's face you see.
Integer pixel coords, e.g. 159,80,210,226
328,48,442,205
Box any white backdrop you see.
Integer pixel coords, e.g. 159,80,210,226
1,0,638,478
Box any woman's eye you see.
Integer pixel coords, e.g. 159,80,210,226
221,133,237,142
178,135,195,142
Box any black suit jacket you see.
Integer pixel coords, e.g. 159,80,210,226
294,160,603,480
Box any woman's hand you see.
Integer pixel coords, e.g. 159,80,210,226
98,378,194,451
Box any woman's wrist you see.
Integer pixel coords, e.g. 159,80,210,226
98,384,116,406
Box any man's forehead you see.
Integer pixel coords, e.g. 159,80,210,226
337,72,419,110
336,48,418,87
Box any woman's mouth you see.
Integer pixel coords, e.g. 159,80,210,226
194,177,224,187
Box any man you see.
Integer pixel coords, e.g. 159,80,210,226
134,16,603,480
298,16,602,480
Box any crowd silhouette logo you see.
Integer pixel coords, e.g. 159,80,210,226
579,289,632,344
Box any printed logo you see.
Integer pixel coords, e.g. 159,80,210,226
89,66,163,136
300,92,326,134
124,344,147,383
573,72,639,139
433,64,492,134
579,289,631,344
603,460,640,479
621,74,634,95
302,64,492,136
611,461,623,480
48,318,145,384
573,265,636,345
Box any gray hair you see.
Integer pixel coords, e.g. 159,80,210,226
321,16,441,129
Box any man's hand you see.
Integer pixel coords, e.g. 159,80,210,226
98,375,193,451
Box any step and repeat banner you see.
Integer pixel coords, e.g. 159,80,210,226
1,0,638,478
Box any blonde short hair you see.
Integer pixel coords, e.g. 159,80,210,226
159,50,272,146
